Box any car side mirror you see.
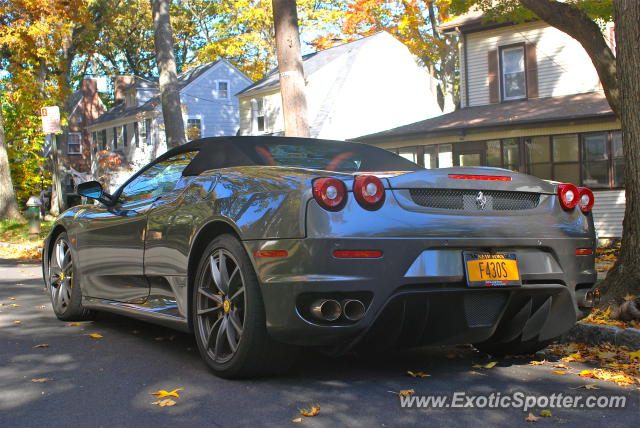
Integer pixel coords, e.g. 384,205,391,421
76,181,111,205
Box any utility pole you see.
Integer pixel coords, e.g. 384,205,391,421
272,0,310,137
150,0,186,149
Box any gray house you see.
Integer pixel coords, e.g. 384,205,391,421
88,60,253,190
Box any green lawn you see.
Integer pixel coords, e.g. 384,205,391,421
0,218,53,244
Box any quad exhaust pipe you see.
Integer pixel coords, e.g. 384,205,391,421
310,298,366,322
342,299,366,321
311,299,342,321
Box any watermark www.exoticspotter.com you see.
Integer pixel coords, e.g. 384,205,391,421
399,392,627,412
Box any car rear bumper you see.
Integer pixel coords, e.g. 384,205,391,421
243,237,596,351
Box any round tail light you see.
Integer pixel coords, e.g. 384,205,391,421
557,183,579,210
312,177,347,211
578,187,595,213
353,175,385,210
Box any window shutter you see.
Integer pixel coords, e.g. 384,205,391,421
526,43,539,98
487,50,499,104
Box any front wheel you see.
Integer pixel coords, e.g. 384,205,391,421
47,233,92,321
192,234,297,378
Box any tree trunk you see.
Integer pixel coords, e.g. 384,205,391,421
0,108,23,220
272,0,310,138
599,0,640,304
150,0,186,149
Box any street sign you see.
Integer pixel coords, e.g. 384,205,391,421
41,106,62,134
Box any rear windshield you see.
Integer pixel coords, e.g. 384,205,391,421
235,140,422,172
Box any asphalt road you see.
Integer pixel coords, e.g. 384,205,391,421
1,258,637,428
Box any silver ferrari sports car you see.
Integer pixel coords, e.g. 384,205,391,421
42,136,598,378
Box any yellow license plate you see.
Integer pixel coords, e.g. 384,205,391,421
464,252,521,287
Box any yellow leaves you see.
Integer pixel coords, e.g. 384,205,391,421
397,390,415,398
291,417,303,423
472,361,497,369
528,360,546,366
151,399,176,407
579,369,636,386
407,370,430,378
628,350,640,361
539,410,552,417
552,363,570,369
552,370,567,375
66,322,81,327
299,403,321,417
525,412,539,422
86,333,103,339
561,352,585,363
31,378,53,383
34,305,46,309
33,344,49,348
623,294,636,301
150,388,183,399
597,351,617,360
14,320,22,324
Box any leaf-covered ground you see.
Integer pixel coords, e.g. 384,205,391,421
0,219,53,245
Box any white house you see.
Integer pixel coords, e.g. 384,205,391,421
236,32,443,140
88,60,253,190
357,14,623,239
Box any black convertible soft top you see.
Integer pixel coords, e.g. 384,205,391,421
162,136,421,176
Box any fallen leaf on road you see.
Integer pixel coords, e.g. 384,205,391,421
407,370,430,378
33,344,49,348
292,417,302,423
573,384,599,390
299,403,320,417
553,370,567,375
8,297,16,300
16,283,25,286
86,333,103,339
529,360,546,366
525,413,539,422
151,399,176,407
150,388,183,399
561,352,585,363
629,350,640,361
14,320,22,324
66,322,80,327
468,370,486,376
579,370,594,378
472,361,497,369
539,410,552,417
34,305,46,309
397,389,415,398
553,363,570,369
31,378,53,383
597,351,617,360
9,303,19,307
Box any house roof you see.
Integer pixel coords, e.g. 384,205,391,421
439,9,486,33
356,92,615,142
92,60,224,126
236,32,390,97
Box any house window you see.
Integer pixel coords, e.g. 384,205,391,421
186,118,202,141
253,98,266,133
217,81,229,99
582,132,609,188
122,125,128,147
612,132,624,187
398,147,417,163
134,122,139,147
99,129,107,150
67,133,81,155
500,45,526,101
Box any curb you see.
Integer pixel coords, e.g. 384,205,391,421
561,322,640,349
0,241,42,250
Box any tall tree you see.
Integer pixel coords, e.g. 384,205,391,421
451,0,639,306
150,0,186,149
0,107,22,220
272,0,310,137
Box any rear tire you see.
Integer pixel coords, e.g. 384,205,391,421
474,337,553,357
192,234,297,378
47,232,93,321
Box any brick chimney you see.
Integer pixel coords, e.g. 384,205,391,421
114,75,135,103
